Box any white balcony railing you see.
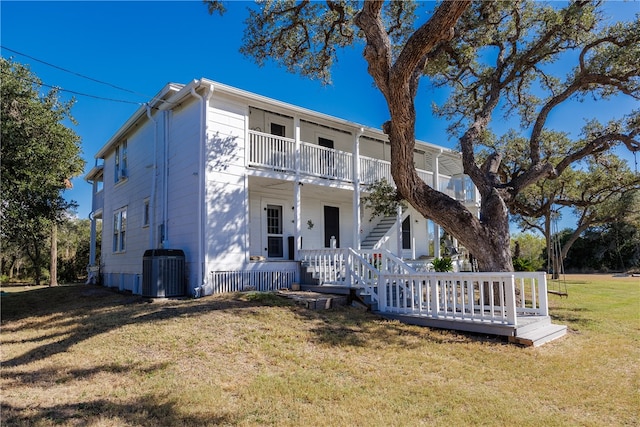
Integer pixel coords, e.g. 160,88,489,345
248,130,478,204
249,131,296,171
300,142,353,181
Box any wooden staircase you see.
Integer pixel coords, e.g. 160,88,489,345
361,215,396,249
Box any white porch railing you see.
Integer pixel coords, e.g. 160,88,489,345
299,248,549,326
301,142,353,181
249,131,296,171
247,130,481,204
359,155,392,184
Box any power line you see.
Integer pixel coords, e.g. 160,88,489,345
0,68,143,106
1,45,156,101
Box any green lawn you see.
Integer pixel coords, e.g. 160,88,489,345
1,275,638,426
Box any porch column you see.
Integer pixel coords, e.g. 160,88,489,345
433,150,442,258
396,204,403,258
293,116,301,260
89,212,97,266
352,127,364,250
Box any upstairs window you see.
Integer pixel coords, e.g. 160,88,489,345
270,123,285,137
113,207,127,253
114,140,128,183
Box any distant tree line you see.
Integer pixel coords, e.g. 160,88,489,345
1,218,100,284
511,219,639,274
559,222,640,273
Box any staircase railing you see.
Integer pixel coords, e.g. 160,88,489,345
299,248,348,286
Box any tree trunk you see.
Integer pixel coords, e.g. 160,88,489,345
50,222,58,286
26,239,42,286
356,0,516,272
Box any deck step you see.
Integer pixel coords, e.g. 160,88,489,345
510,324,567,347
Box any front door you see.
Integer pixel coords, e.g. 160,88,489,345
324,205,340,248
266,204,284,258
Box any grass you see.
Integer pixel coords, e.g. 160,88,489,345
1,274,638,426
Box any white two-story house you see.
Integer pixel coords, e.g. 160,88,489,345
85,78,480,297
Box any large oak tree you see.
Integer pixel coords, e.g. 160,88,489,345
205,0,639,271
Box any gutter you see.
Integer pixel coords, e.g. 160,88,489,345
190,82,214,296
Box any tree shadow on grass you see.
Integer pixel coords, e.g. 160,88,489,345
4,362,170,388
2,395,237,426
1,284,286,368
292,303,508,349
550,307,595,331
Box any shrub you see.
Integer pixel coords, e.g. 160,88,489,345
432,257,453,272
513,257,535,272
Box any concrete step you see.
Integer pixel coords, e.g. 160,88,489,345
514,315,551,335
510,323,567,347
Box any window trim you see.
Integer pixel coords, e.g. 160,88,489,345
114,140,128,183
113,206,127,253
142,198,150,228
402,216,411,250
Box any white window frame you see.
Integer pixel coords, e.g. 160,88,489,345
142,198,150,228
113,207,127,253
114,140,128,183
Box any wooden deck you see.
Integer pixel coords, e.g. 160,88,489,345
300,282,567,347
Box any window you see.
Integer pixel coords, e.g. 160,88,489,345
266,204,283,258
270,123,285,137
318,137,335,176
114,140,127,182
113,207,127,252
402,216,411,250
142,198,150,227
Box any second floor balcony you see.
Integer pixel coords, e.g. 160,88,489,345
247,130,480,205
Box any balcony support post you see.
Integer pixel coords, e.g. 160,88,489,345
352,128,364,250
293,116,302,260
433,150,442,258
89,211,97,266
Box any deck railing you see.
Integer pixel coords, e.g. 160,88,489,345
299,248,548,326
300,142,353,181
247,130,480,203
379,272,518,325
249,131,296,171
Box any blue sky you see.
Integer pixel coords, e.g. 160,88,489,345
2,1,638,230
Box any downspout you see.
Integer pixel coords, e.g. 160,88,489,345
163,110,169,247
146,104,158,249
190,83,214,295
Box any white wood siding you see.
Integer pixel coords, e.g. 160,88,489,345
204,95,249,272
99,113,158,290
165,100,201,289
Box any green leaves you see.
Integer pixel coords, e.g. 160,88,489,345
361,178,405,220
240,0,358,84
1,58,85,281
